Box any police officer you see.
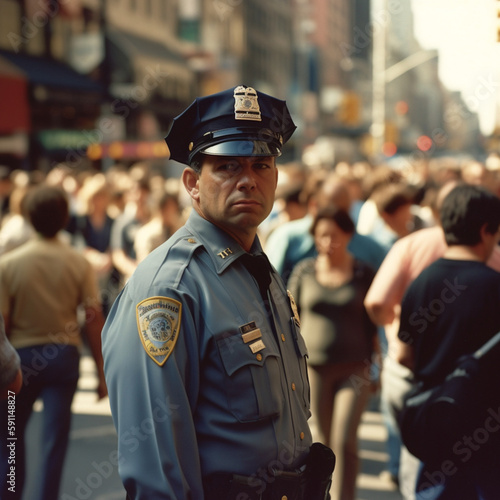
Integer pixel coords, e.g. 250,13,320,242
102,85,334,500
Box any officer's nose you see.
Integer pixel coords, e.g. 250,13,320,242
236,167,257,190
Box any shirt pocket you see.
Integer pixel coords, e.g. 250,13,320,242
216,331,283,422
291,318,311,414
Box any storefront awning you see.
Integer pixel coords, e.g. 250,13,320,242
106,29,194,104
0,49,103,94
0,56,30,133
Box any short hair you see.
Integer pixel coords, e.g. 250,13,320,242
154,191,179,212
25,185,69,238
315,173,352,212
372,182,414,216
310,206,355,236
439,184,500,246
189,155,202,172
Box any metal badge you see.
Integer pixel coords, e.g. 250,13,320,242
242,328,262,344
249,339,266,353
240,321,258,334
217,247,233,259
136,296,182,366
287,290,301,327
234,86,262,121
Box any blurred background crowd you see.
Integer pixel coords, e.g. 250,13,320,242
2,149,500,498
2,0,500,498
2,150,499,317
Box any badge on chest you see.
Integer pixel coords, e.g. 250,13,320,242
240,321,266,353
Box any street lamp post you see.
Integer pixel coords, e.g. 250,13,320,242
371,0,387,163
370,0,439,163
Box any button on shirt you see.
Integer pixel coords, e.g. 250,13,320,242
102,210,312,499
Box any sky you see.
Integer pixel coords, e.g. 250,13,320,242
410,0,500,134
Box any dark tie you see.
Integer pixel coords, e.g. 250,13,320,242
239,253,273,302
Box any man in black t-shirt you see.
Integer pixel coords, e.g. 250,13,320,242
398,184,500,500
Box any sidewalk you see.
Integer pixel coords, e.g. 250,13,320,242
356,404,403,500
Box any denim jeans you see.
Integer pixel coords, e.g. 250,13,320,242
380,356,419,499
0,344,80,500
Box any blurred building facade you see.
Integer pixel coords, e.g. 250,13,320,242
0,0,486,172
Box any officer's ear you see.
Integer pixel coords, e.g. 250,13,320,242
182,167,200,202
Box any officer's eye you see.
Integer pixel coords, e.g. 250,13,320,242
253,162,271,170
217,161,240,172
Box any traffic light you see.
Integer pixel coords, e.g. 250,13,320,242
338,91,360,126
385,120,399,144
383,120,399,157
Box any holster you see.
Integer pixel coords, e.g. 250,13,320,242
303,442,335,500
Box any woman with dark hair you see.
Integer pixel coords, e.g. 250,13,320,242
288,206,378,500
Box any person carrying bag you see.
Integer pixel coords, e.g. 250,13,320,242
396,185,500,498
398,331,500,466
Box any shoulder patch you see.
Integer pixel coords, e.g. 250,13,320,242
136,296,182,366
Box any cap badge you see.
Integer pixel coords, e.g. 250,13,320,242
234,86,261,122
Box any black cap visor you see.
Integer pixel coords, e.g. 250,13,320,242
189,126,283,163
199,140,281,159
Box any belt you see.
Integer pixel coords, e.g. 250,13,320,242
204,443,335,500
203,469,307,500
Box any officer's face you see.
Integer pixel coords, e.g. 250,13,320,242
183,155,278,248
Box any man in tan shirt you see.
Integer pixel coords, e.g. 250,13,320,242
0,184,106,500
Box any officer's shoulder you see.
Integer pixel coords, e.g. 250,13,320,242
132,227,203,285
142,226,201,265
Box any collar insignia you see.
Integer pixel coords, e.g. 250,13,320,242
217,247,233,259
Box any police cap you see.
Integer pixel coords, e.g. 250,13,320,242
165,85,296,166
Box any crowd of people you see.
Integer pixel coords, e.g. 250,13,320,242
1,140,500,499
265,155,500,500
0,162,184,314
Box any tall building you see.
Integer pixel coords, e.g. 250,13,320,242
0,0,198,170
0,0,103,170
291,0,372,165
103,0,195,145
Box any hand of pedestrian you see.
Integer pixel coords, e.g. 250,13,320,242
96,375,108,400
1,368,23,399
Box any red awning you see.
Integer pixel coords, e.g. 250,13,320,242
0,56,30,133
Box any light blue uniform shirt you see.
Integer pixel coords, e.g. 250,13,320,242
102,210,312,499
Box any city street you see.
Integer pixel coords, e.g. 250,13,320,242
21,355,402,500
